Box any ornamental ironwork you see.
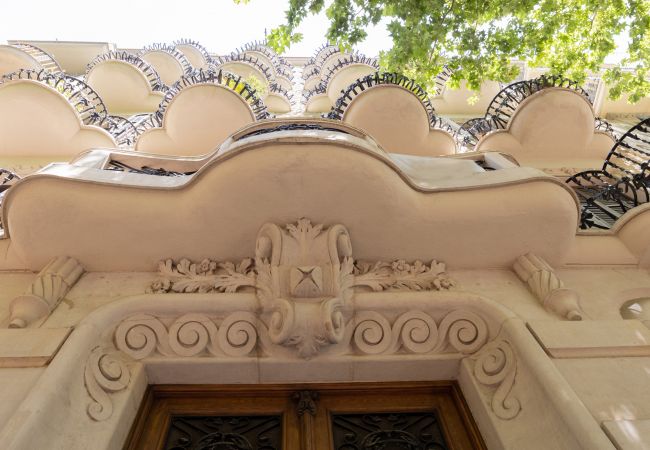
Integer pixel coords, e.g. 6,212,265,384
86,51,166,93
9,43,62,74
97,115,138,148
320,52,380,88
106,160,195,177
457,74,609,150
1,69,109,126
237,40,294,80
327,72,436,121
331,411,450,450
313,43,341,68
140,43,194,78
164,415,282,450
327,72,453,134
567,117,650,229
486,74,590,129
173,38,214,67
137,68,270,134
219,53,276,85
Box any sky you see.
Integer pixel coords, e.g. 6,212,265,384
0,0,627,62
0,0,393,57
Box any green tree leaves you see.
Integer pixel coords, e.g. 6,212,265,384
237,0,649,102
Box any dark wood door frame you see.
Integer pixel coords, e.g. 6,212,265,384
125,381,486,450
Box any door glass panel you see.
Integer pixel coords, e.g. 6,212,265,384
331,411,449,450
164,415,283,450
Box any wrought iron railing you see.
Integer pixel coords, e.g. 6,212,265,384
2,69,108,126
140,43,193,78
567,118,650,229
106,160,195,177
137,68,270,134
269,83,295,103
302,57,318,80
320,53,379,88
326,72,456,135
8,43,62,74
1,69,140,145
237,40,294,80
174,39,212,63
431,65,453,97
302,83,327,105
173,38,214,67
218,53,276,85
98,115,138,148
457,74,612,150
486,74,590,128
86,51,166,93
313,43,340,68
327,72,434,120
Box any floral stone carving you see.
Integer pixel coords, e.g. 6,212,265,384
149,218,455,358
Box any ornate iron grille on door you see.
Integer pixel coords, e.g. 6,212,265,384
126,382,484,450
331,412,449,450
164,415,283,450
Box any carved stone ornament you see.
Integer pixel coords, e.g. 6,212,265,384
9,256,85,328
471,339,521,420
85,307,521,422
84,346,130,421
82,220,522,423
513,253,583,321
149,218,455,358
114,312,258,359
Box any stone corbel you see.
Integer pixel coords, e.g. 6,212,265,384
513,253,583,321
8,256,85,328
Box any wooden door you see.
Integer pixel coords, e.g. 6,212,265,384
125,382,485,450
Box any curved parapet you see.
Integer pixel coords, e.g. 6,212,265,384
218,53,275,92
304,87,332,114
235,41,293,82
3,69,109,125
314,44,341,69
135,69,268,155
475,88,615,174
173,39,212,70
266,84,293,114
0,73,116,174
86,51,166,116
322,53,379,104
487,75,592,128
1,70,131,147
329,72,457,156
3,121,578,271
0,43,62,76
140,43,193,86
431,80,502,117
